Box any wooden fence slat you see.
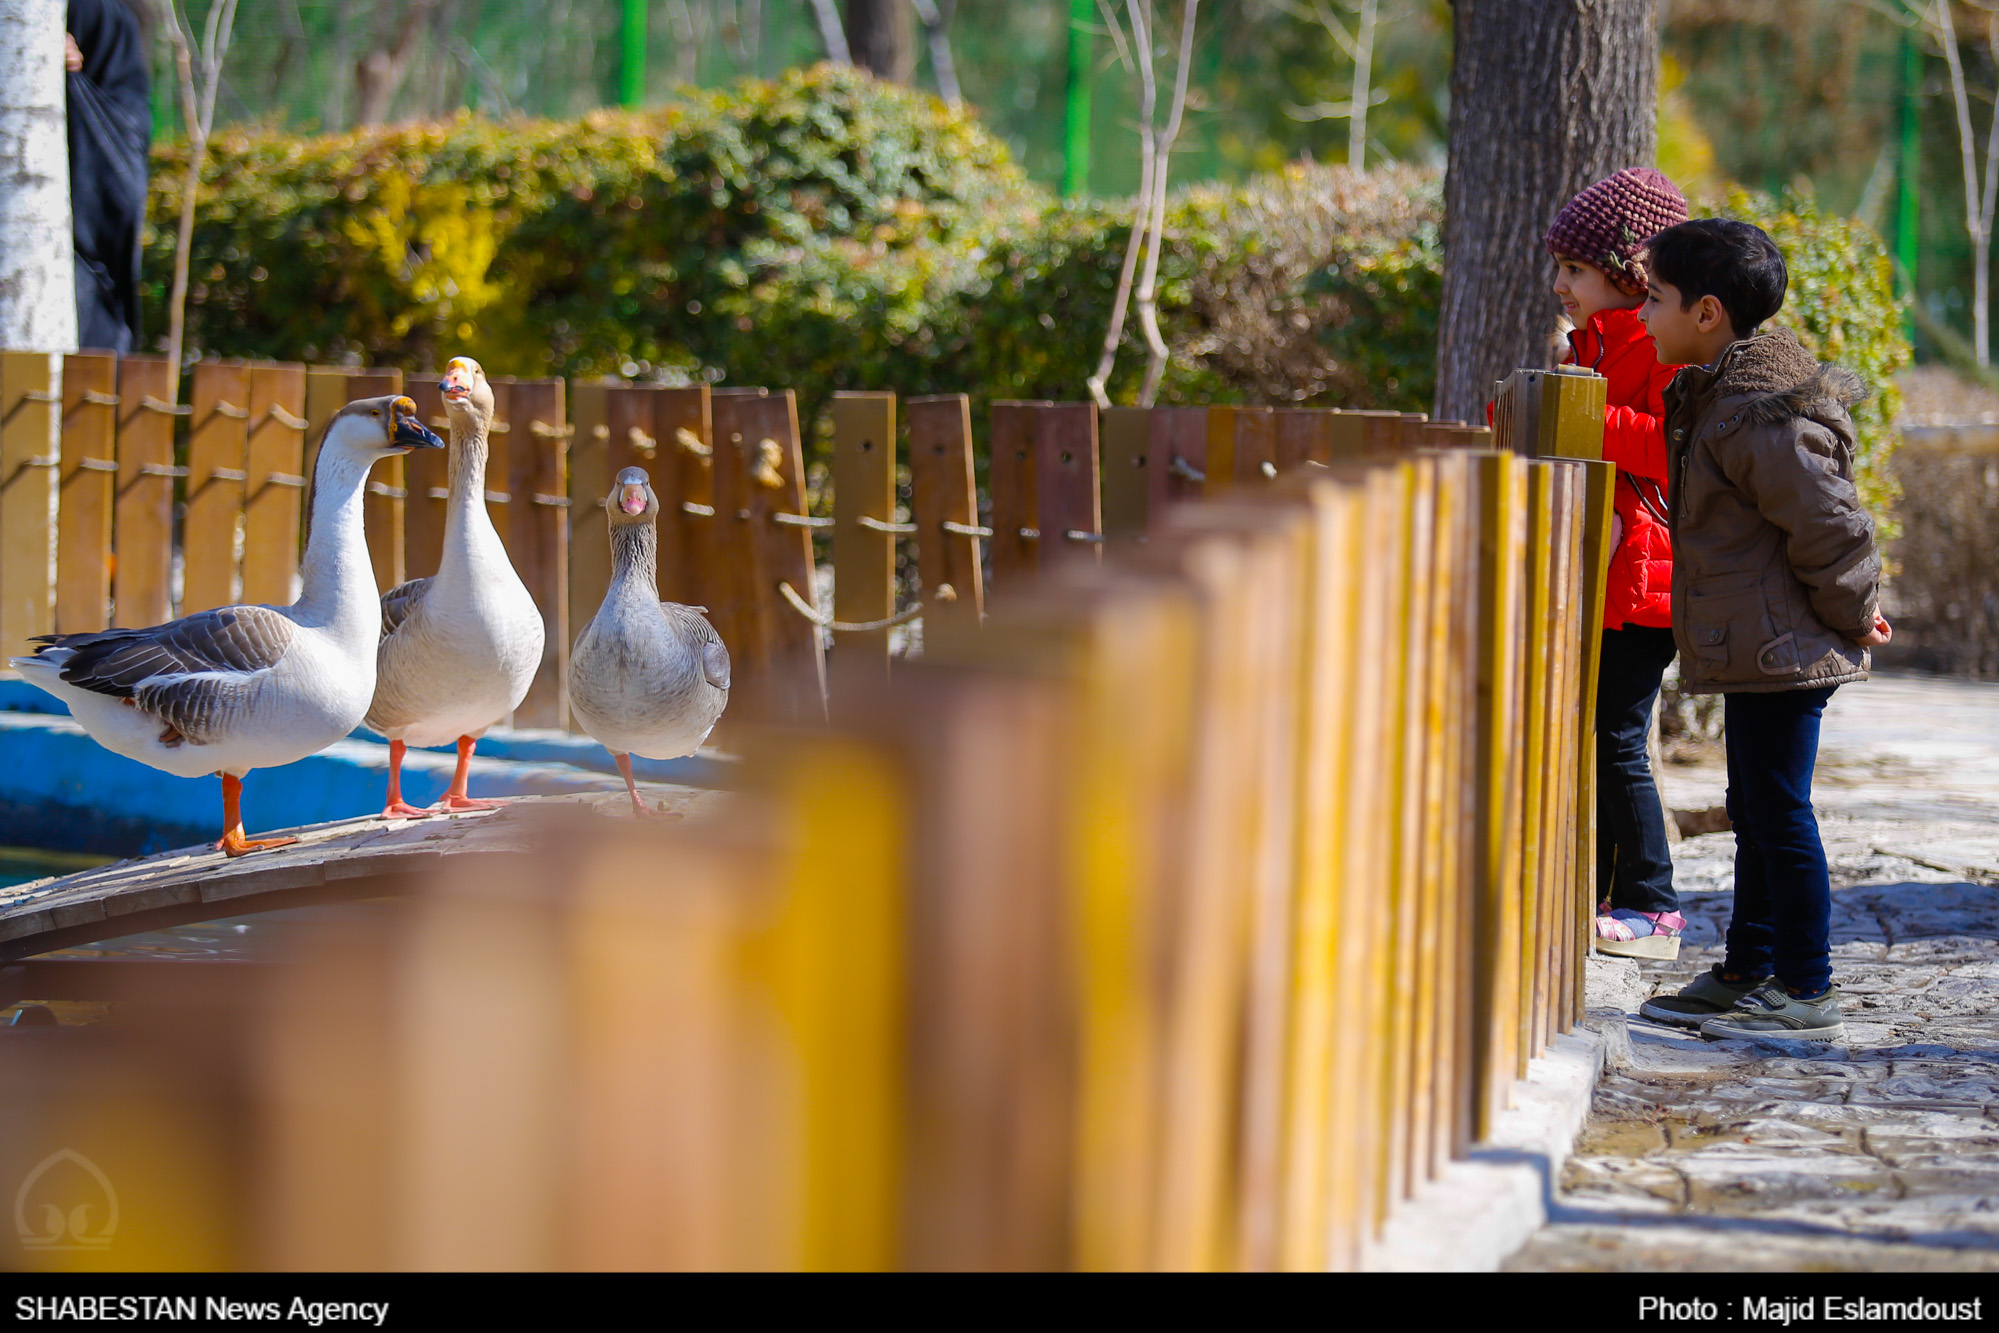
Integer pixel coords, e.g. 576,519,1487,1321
1098,406,1151,542
988,401,1047,586
832,392,897,688
241,363,308,608
705,387,768,705
1,351,61,658
1277,475,1362,1271
1385,457,1436,1204
1232,406,1276,486
182,360,251,614
737,390,826,724
1152,406,1208,515
654,386,712,607
344,368,405,595
1517,461,1556,1073
112,355,175,627
509,379,569,730
480,377,516,555
402,372,450,581
1470,451,1527,1141
565,382,611,689
1202,406,1237,497
1274,408,1332,472
1033,403,1101,568
905,395,983,637
56,352,118,634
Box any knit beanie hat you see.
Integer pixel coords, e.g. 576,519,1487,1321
1544,168,1689,295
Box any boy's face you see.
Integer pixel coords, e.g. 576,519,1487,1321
1640,277,1736,366
1552,257,1640,324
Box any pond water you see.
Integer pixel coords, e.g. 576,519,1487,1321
0,845,112,891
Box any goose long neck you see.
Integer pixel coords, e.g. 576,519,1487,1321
442,409,504,566
293,441,382,639
607,521,659,602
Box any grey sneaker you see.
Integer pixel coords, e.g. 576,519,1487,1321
1699,981,1845,1043
1638,965,1772,1029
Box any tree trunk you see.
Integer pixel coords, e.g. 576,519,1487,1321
845,0,913,83
0,0,76,353
1434,0,1658,423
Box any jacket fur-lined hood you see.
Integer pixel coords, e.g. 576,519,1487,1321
1710,326,1868,431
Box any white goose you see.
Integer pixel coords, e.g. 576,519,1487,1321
569,467,730,816
10,397,445,856
365,357,546,816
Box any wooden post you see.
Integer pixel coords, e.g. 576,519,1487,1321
1232,406,1276,486
1152,406,1208,515
905,395,983,636
344,368,406,594
832,392,898,688
654,386,713,607
706,387,769,701
988,401,1047,586
1098,406,1150,542
1033,402,1100,569
113,356,176,627
510,378,570,730
1274,408,1332,471
1202,406,1237,496
737,390,826,724
0,351,61,657
182,360,251,614
241,363,309,608
1470,451,1527,1140
1517,460,1556,1072
565,381,611,688
402,373,450,582
56,352,118,634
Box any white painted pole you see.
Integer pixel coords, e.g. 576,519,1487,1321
0,0,77,354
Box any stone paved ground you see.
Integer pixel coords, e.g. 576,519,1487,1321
1508,674,1999,1271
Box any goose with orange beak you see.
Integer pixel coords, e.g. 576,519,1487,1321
568,466,730,815
365,357,547,816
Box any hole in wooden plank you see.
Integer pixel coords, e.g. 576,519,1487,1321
1060,451,1073,464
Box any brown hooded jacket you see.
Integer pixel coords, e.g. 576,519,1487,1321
1662,327,1880,694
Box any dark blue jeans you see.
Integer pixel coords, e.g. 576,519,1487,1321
1596,625,1679,913
1722,686,1838,996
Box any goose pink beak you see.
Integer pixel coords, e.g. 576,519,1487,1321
620,484,647,515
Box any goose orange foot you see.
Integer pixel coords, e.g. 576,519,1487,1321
436,794,508,812
379,801,434,820
217,828,298,858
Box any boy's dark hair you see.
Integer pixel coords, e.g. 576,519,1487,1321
1647,219,1788,336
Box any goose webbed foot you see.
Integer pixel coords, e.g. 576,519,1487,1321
436,793,508,813
379,801,435,820
217,829,299,858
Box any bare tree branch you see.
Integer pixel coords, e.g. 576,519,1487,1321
1137,0,1199,406
1086,0,1158,407
909,0,959,104
158,0,242,402
806,0,851,63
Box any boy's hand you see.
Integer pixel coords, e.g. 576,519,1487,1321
1854,612,1892,648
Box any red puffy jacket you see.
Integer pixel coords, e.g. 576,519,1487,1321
1567,306,1678,629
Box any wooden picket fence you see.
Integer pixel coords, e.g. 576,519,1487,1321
3,351,1504,734
1,350,1619,1270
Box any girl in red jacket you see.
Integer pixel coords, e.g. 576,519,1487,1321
1544,168,1690,958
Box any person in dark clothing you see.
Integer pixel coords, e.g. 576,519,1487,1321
66,0,151,354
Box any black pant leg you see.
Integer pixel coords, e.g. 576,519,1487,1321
1594,625,1680,913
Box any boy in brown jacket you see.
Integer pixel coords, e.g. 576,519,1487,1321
1630,220,1891,1043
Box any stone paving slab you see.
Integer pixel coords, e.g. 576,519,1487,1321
1509,674,1999,1271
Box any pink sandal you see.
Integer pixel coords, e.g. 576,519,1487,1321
1595,908,1685,960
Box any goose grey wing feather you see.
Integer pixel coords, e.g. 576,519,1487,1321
29,605,296,745
380,577,433,638
661,602,729,691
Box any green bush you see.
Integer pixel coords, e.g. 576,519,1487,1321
147,67,1905,494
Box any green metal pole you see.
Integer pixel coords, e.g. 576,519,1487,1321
1063,0,1091,198
1897,20,1921,339
621,0,648,108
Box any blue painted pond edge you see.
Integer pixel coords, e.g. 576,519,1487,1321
0,676,729,856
